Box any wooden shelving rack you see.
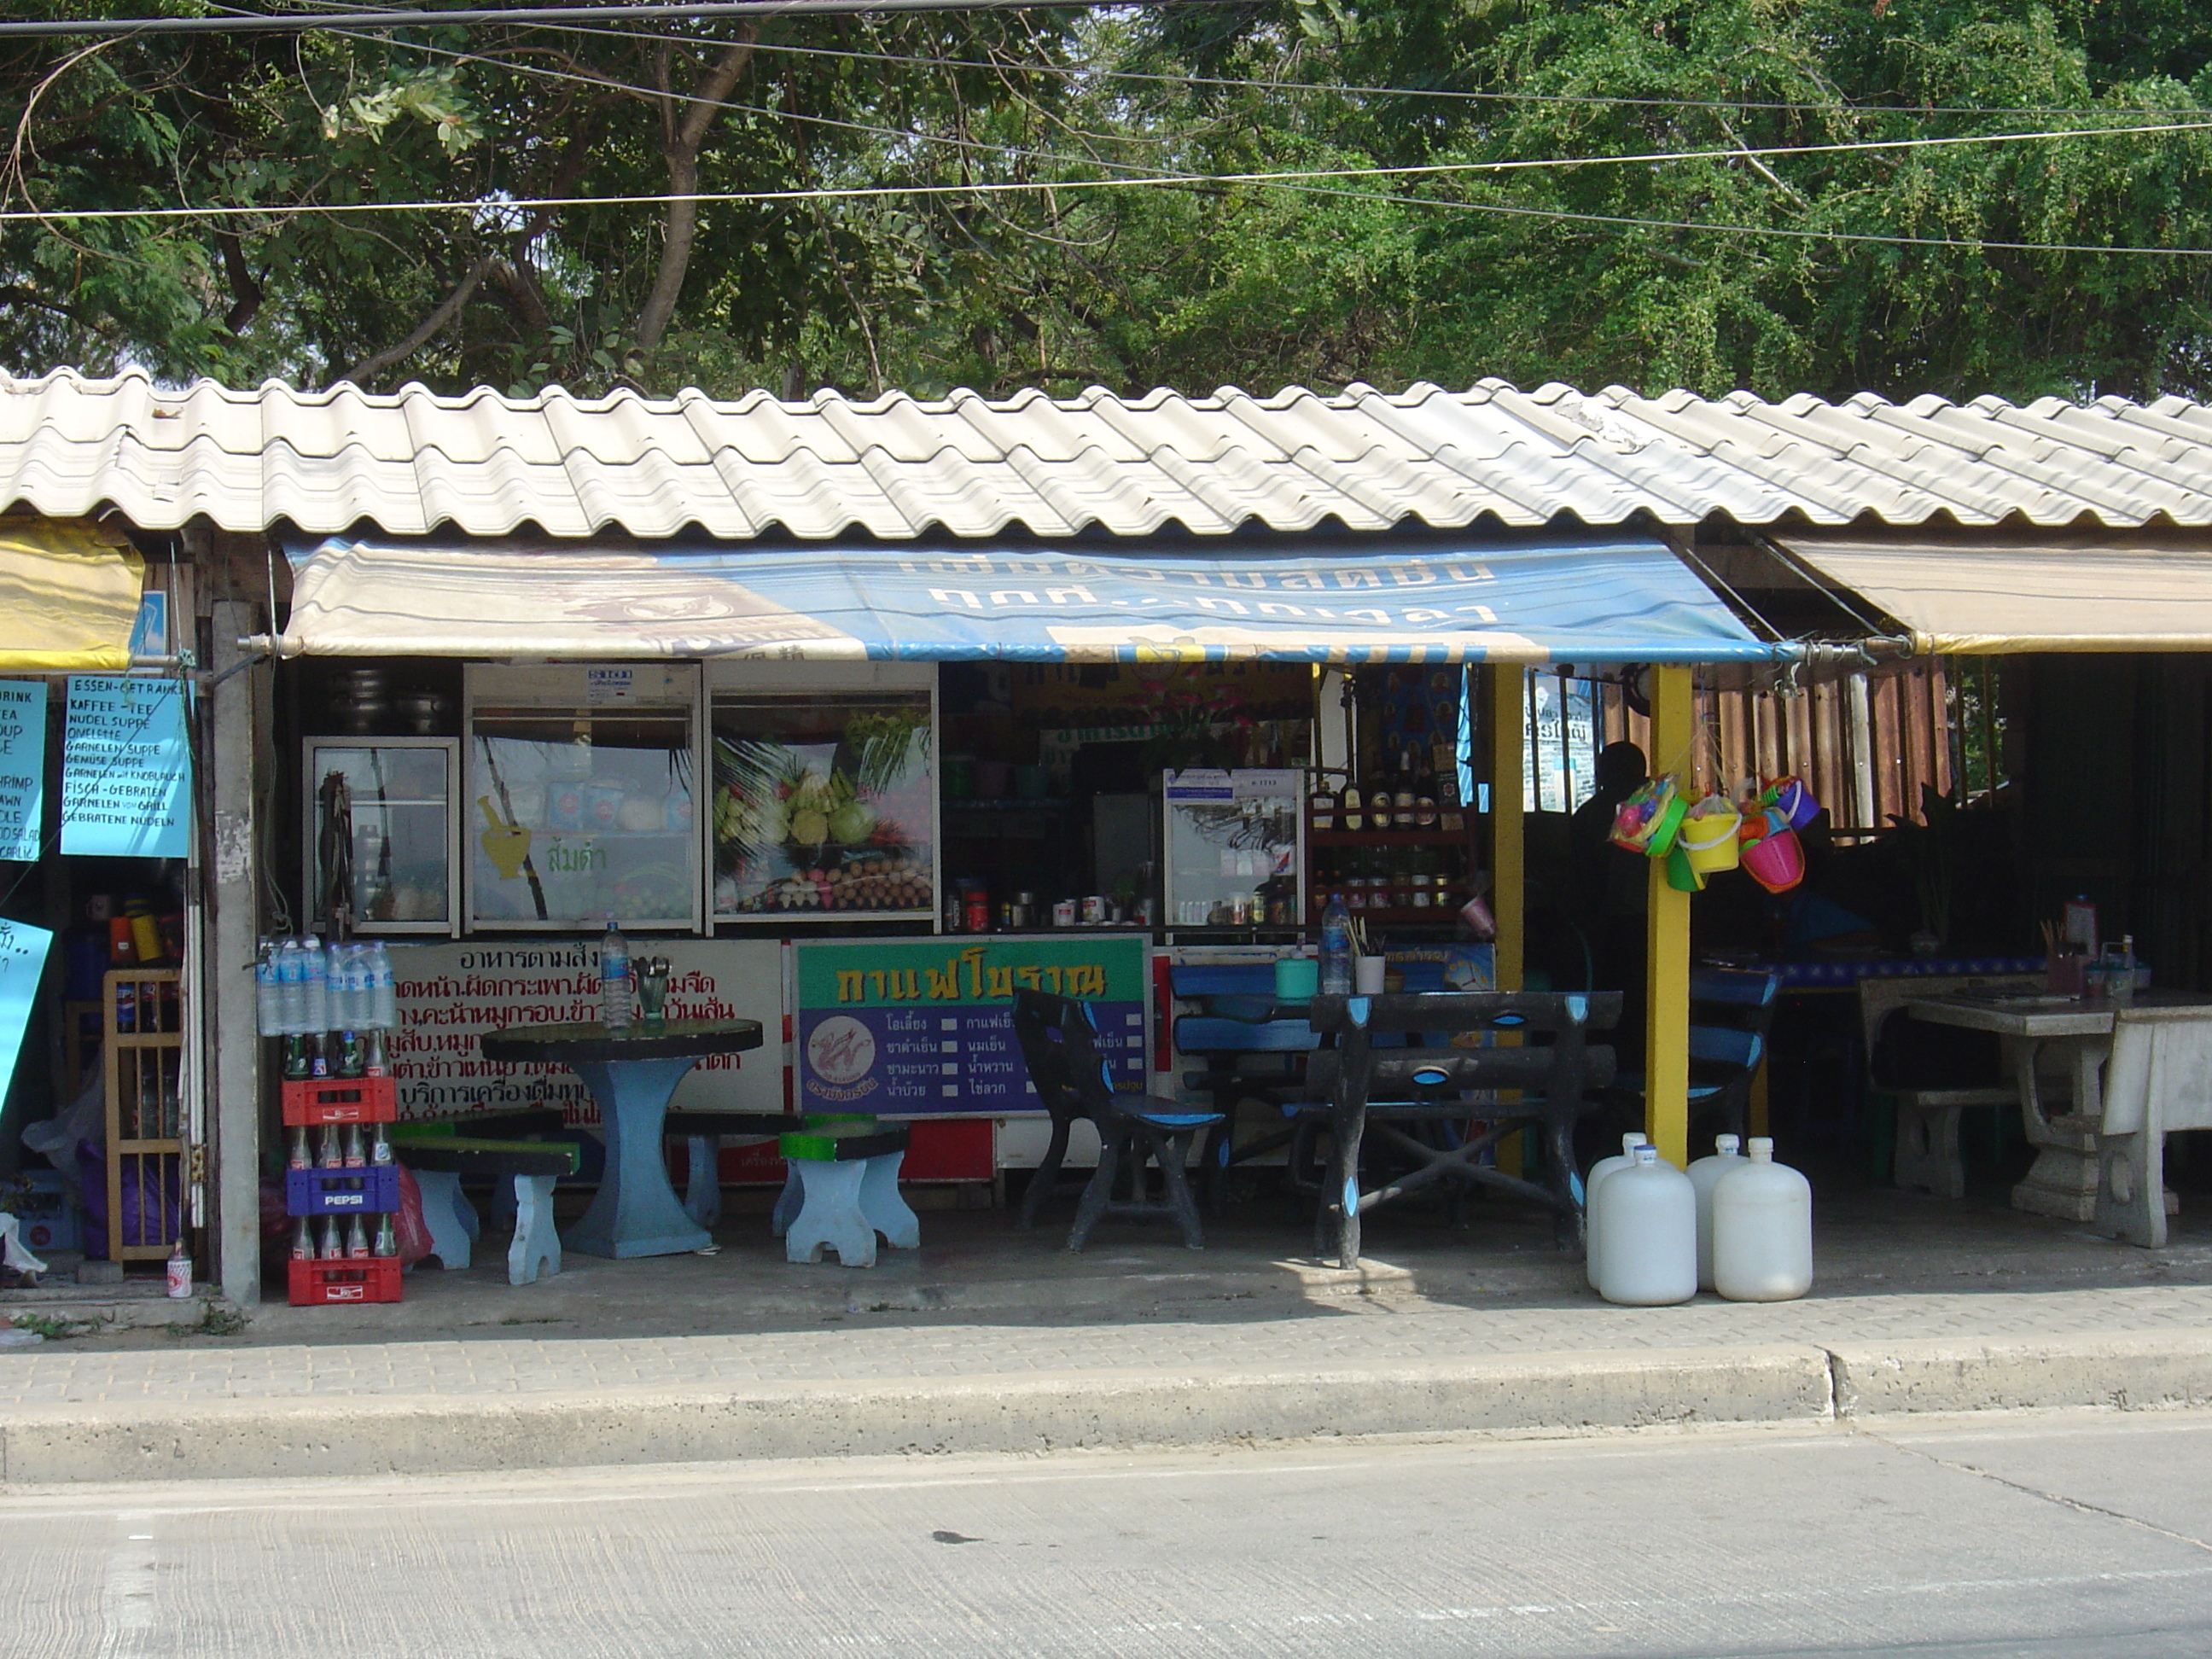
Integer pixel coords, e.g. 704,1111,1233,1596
102,968,185,1263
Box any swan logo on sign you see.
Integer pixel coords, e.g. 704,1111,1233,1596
806,1015,879,1102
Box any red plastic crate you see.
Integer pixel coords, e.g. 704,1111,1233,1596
282,1076,397,1126
288,1256,402,1306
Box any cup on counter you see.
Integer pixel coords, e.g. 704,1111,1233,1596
1354,955,1388,996
1274,955,1318,1004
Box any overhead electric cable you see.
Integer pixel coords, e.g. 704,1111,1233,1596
0,0,1238,39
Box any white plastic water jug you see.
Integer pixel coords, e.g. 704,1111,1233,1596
1595,1146,1697,1306
1686,1133,1746,1292
1584,1132,1649,1289
1712,1137,1813,1302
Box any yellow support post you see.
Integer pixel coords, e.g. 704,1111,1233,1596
1486,667,1526,1176
1644,665,1695,1169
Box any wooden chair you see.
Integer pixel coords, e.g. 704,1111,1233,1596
1859,974,2040,1198
1011,988,1225,1251
1305,990,1620,1267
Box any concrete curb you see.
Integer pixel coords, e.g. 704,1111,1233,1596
0,1344,1833,1484
8,1329,2211,1485
1827,1329,2212,1416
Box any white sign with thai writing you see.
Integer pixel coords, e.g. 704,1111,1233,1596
387,938,785,1125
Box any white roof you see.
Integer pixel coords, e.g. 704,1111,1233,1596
4,367,2210,541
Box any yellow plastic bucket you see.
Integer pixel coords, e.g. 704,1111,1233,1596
1677,800,1743,876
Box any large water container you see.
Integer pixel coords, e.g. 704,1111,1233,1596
1583,1132,1649,1289
1686,1133,1745,1292
1712,1137,1813,1302
1595,1146,1697,1306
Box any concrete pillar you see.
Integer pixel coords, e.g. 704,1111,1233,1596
208,600,263,1304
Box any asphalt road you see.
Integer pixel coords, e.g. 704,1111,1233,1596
7,1410,2212,1657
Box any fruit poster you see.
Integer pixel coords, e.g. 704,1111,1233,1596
795,935,1147,1116
711,694,934,918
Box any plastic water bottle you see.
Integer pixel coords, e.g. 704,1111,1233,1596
1594,1145,1697,1306
600,917,633,1030
276,938,307,1034
300,934,329,1035
1687,1133,1747,1292
1318,893,1353,996
370,940,398,1031
254,941,284,1037
1713,1138,1814,1302
1583,1132,1650,1289
336,940,368,1031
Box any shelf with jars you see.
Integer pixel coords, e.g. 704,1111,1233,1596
1304,741,1475,931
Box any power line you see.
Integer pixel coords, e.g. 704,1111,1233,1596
9,166,2212,261
10,110,2212,224
0,0,1233,40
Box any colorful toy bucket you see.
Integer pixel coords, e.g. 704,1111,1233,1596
1665,841,1705,894
1677,800,1743,876
1742,825,1806,893
1771,776,1820,830
1610,777,1685,859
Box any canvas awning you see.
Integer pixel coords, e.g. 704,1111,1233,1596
1775,535,2212,655
0,518,146,671
278,532,1778,664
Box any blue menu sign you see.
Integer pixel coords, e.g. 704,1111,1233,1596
0,917,52,1107
0,680,44,862
61,675,191,859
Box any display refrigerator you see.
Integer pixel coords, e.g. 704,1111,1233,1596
300,736,461,935
463,663,703,931
1160,767,1305,928
705,661,938,924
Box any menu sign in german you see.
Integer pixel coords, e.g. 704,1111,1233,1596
0,680,44,862
795,935,1147,1115
61,675,191,859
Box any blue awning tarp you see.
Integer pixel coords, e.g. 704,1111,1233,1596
281,532,1776,664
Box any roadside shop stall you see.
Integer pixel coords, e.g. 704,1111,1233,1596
0,517,203,1284
259,527,1782,1232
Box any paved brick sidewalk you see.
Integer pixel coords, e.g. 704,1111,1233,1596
5,1278,2211,1406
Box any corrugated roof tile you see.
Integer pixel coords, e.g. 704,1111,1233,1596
7,367,2212,539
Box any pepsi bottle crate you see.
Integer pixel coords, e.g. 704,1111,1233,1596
285,1165,399,1216
288,1256,402,1307
281,1075,396,1126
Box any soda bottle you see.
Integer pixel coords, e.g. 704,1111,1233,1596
318,1126,342,1169
600,917,633,1031
318,1216,344,1260
166,1236,192,1299
346,1215,370,1260
306,1029,329,1080
335,1030,364,1079
363,1027,387,1079
342,1125,365,1169
373,1214,398,1259
288,1127,311,1171
369,1126,393,1166
290,1216,314,1261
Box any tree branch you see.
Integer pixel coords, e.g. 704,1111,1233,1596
216,230,262,335
634,27,756,352
342,252,498,387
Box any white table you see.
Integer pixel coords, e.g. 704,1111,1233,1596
1908,992,2212,1220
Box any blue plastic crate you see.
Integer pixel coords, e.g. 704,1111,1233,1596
285,1166,399,1216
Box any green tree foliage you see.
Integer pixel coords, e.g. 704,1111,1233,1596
4,2,2211,401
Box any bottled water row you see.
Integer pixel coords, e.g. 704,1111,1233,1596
254,936,399,1036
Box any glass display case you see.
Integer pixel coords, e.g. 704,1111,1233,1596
302,736,460,935
1161,768,1304,928
463,663,701,931
708,666,935,923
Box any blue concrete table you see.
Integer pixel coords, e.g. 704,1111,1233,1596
480,1018,763,1259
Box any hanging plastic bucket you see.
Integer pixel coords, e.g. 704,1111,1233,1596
1610,777,1685,859
1677,800,1743,876
1771,776,1820,830
1665,840,1704,894
1742,825,1806,893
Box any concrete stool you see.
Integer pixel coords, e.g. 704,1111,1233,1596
662,1109,802,1231
776,1121,917,1268
395,1138,579,1286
